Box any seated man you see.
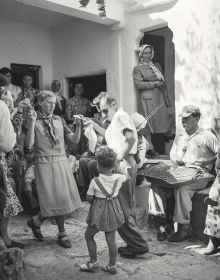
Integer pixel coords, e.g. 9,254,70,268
149,105,218,242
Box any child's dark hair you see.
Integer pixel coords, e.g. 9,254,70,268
95,146,117,169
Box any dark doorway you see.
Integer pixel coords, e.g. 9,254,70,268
68,73,106,101
10,63,41,89
139,26,176,155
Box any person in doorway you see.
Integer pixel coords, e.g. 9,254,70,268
133,44,171,155
66,83,91,122
51,79,66,118
15,72,38,107
0,67,22,105
80,146,126,274
66,83,91,155
150,105,218,242
88,93,149,258
0,100,24,249
25,90,82,248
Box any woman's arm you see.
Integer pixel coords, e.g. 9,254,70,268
65,100,73,122
133,66,156,90
65,121,82,144
25,110,36,149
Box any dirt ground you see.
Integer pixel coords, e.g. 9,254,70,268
9,203,220,280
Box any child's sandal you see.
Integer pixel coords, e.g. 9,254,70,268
80,261,101,272
102,265,117,274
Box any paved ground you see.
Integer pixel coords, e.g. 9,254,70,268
9,203,220,280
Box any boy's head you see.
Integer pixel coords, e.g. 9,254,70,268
95,146,117,170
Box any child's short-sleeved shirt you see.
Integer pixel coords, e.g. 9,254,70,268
87,173,127,198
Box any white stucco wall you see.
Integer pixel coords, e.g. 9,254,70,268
1,0,219,132
120,0,220,128
51,19,122,99
0,17,53,89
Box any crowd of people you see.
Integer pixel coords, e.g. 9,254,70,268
0,60,220,275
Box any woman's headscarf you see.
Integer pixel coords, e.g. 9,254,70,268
138,44,165,82
51,79,63,94
51,79,64,110
37,90,57,146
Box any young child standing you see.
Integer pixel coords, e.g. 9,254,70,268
80,146,126,274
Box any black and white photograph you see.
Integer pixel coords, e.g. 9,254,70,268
0,0,219,279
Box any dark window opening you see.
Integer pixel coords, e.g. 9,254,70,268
68,73,106,101
10,63,41,89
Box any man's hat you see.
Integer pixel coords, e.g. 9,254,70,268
179,105,201,118
131,112,147,131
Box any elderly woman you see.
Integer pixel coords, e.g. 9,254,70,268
133,44,171,155
25,90,82,248
51,79,67,118
88,93,149,259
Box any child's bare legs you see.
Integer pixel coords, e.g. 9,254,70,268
85,226,99,263
105,230,117,267
195,236,219,255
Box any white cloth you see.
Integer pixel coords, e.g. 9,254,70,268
68,155,79,173
105,107,138,157
0,100,16,153
137,136,149,169
87,173,127,198
84,124,98,153
25,165,35,183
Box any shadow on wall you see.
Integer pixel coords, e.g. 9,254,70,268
174,8,220,134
